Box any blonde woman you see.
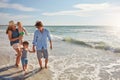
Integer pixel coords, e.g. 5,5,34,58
6,20,22,67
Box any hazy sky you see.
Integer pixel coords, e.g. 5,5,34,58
0,0,120,26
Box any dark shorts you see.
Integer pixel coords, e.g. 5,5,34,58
21,58,28,66
37,49,48,60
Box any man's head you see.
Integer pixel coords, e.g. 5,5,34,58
35,21,44,31
35,21,43,27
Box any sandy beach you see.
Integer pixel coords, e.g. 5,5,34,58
0,31,52,80
1,26,120,80
1,0,120,79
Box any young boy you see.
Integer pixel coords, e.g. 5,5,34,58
21,41,34,74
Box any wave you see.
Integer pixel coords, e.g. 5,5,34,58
52,35,120,53
62,37,93,48
61,37,120,53
51,35,63,40
0,30,5,32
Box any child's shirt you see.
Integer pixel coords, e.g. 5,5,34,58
21,48,28,58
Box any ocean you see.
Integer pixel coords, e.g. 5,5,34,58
1,25,120,80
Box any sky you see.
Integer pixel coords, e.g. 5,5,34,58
0,0,120,26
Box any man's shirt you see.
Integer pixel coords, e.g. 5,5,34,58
32,29,51,50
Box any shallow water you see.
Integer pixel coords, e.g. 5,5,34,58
49,39,120,80
1,25,120,80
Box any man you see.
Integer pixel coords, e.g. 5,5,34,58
32,21,52,69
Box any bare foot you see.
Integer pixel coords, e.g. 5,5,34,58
15,63,19,68
45,66,47,69
24,72,28,75
38,67,43,71
22,71,27,76
41,67,43,69
15,54,18,56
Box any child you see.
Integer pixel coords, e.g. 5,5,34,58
21,41,34,74
17,22,28,45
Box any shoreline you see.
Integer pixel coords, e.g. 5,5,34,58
1,27,120,80
0,31,52,80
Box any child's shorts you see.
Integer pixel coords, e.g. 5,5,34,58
21,58,28,66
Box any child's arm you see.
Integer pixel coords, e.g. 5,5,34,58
23,28,28,35
28,49,35,53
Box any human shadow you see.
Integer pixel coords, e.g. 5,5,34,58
24,68,41,79
0,65,15,73
0,65,22,80
0,65,42,80
0,70,23,77
0,70,23,80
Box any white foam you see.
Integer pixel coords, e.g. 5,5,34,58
51,34,63,40
47,45,120,80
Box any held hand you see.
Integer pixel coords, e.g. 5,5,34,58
32,46,36,52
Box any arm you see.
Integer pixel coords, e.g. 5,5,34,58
32,44,36,53
47,30,52,50
28,49,35,53
8,30,21,41
32,31,37,52
23,28,28,35
49,40,52,50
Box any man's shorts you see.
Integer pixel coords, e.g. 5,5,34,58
37,49,48,60
21,58,28,66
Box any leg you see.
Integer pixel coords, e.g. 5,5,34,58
21,58,28,75
14,48,21,67
19,36,23,45
23,65,27,75
38,59,43,69
45,59,48,69
24,59,28,71
23,65,25,71
20,40,22,45
24,64,27,74
21,58,25,70
24,64,27,70
37,50,43,70
43,50,48,69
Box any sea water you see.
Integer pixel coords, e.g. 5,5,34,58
1,25,120,80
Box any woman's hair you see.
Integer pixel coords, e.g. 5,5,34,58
6,20,15,34
35,21,43,28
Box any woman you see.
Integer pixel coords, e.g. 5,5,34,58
6,20,22,67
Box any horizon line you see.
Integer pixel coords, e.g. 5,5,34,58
0,24,112,27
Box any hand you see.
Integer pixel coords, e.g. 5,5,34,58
50,45,52,50
19,36,23,40
32,45,36,52
49,40,52,50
